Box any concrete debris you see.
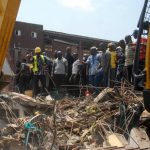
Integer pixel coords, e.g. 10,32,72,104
0,86,150,150
128,128,150,149
104,133,128,147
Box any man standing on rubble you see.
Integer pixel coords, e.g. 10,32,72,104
86,46,101,87
52,51,68,95
108,43,117,87
99,43,111,87
69,53,82,96
65,47,74,94
116,40,125,82
16,58,31,93
124,35,135,83
32,47,48,97
132,29,146,71
65,47,74,80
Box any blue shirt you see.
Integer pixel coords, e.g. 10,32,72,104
86,54,101,75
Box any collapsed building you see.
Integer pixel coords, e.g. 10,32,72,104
0,81,150,150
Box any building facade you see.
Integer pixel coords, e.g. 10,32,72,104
43,30,113,57
8,21,114,71
9,21,43,69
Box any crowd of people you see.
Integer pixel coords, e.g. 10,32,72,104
14,29,147,97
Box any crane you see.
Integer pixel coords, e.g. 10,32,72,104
0,0,21,89
133,0,150,112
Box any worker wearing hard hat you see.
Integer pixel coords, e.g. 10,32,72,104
32,47,48,97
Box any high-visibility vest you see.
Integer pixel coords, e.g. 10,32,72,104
32,55,45,73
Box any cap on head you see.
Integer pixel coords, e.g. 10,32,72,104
35,47,41,53
90,46,97,55
73,53,78,59
108,42,113,48
57,50,62,59
57,50,62,54
90,46,97,51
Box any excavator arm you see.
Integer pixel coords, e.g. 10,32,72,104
0,0,21,74
0,0,21,89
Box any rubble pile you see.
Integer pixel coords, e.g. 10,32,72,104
0,86,149,150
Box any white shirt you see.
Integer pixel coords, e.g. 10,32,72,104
54,57,68,74
72,59,81,74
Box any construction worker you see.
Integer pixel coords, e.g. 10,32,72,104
32,47,48,97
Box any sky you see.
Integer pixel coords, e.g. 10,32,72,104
16,0,144,41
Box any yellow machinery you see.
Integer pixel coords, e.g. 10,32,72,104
144,25,150,112
133,0,150,112
0,0,21,89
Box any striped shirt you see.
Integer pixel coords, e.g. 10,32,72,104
125,44,135,66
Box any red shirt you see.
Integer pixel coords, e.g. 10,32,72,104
132,38,147,61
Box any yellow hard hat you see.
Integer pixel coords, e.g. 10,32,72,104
35,47,41,53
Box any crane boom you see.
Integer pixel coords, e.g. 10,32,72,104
0,0,21,73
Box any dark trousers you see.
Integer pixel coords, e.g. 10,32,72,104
103,70,110,87
17,74,30,93
33,75,46,97
95,70,104,87
89,75,97,86
126,65,133,83
139,60,145,71
53,74,66,97
89,74,103,87
70,74,80,96
53,74,65,88
110,68,116,87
